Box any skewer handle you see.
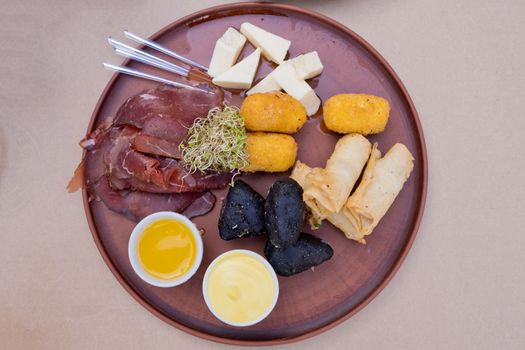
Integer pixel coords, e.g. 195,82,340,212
102,63,211,94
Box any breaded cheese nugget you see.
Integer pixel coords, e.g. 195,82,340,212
242,132,297,172
323,94,390,135
240,92,307,134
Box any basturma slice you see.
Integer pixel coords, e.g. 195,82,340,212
93,177,215,222
72,84,229,221
113,84,223,128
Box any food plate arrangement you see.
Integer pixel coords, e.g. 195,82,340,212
71,2,427,345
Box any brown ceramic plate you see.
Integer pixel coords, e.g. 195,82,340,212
83,2,427,345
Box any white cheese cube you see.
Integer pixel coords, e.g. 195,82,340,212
212,48,261,89
272,63,321,116
295,88,320,117
240,22,291,64
208,28,247,78
246,73,281,95
246,61,289,95
290,51,324,79
247,52,324,94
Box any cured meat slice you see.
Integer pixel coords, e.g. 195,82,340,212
131,135,182,159
139,116,189,144
121,167,232,193
105,135,232,193
93,177,213,221
181,191,216,218
72,84,228,221
113,85,223,128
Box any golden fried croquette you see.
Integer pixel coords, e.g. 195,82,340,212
240,92,307,134
323,94,390,135
242,132,297,172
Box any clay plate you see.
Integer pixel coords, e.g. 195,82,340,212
83,2,427,345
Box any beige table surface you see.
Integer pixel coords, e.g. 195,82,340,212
2,0,524,349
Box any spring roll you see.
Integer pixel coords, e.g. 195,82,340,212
302,134,371,218
330,143,414,243
290,161,322,228
290,160,311,187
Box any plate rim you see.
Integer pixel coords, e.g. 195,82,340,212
82,1,428,346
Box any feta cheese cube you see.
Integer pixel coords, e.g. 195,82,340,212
272,63,321,116
212,48,261,89
240,22,291,64
208,28,247,78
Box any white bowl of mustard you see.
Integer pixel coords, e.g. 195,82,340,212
128,211,203,287
203,249,279,327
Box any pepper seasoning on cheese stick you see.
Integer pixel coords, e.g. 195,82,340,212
337,143,414,243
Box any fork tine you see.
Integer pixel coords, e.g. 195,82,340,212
124,31,209,71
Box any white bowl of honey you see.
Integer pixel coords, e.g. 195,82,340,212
128,211,203,287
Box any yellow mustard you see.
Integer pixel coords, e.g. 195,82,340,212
206,251,276,325
137,219,197,280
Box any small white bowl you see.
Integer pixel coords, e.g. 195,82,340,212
128,211,203,288
202,249,279,327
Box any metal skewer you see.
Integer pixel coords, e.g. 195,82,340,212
108,37,189,76
124,30,209,71
102,63,212,93
114,48,188,77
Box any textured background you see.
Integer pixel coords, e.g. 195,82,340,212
1,0,524,349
